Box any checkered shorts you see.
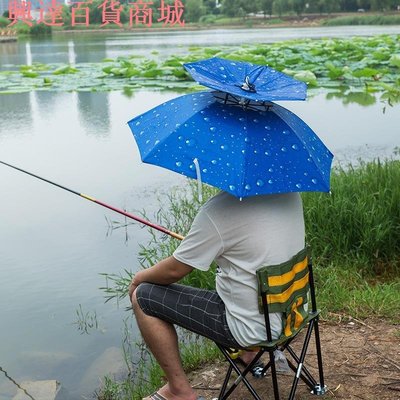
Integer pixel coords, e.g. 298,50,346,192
136,283,241,348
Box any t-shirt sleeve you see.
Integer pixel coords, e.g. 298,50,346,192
173,208,223,271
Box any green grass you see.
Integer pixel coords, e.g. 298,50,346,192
98,158,400,399
303,160,400,274
323,14,400,26
315,261,400,323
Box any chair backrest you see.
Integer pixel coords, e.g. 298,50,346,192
256,247,314,343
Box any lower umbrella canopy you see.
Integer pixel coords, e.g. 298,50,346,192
127,91,333,199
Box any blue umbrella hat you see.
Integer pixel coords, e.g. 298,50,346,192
183,57,307,102
127,91,333,199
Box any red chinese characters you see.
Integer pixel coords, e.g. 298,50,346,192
7,0,185,27
8,0,34,26
98,0,123,27
129,0,153,27
38,0,63,26
71,0,91,26
158,0,184,26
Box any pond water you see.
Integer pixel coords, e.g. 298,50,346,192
0,27,399,399
2,25,400,69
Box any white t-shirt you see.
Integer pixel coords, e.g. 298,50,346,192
173,191,305,347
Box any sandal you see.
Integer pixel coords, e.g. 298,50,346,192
143,392,206,400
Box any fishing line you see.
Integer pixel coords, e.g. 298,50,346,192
0,366,36,400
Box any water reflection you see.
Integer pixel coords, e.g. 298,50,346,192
0,92,33,134
325,89,377,107
0,91,111,138
2,26,400,70
68,40,76,65
0,41,19,68
35,90,64,119
73,37,107,64
25,42,32,65
77,92,110,137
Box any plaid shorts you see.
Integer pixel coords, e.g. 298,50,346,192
136,282,241,348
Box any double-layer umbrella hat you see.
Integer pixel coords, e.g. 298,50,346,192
128,91,333,199
183,57,307,102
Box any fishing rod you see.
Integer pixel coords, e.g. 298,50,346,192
0,160,184,241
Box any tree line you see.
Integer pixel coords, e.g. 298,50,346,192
183,0,400,21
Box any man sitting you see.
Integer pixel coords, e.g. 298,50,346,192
129,191,305,400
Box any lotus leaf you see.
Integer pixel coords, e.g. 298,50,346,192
389,54,400,68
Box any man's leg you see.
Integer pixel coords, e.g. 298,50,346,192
132,289,197,400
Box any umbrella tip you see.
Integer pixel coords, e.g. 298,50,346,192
241,76,256,93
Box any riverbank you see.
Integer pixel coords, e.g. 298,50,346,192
0,29,17,42
188,318,400,400
0,36,16,42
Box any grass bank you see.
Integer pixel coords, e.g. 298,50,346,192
323,14,400,26
99,158,400,399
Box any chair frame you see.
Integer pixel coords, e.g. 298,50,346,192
215,249,327,400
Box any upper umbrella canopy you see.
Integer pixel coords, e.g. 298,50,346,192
127,91,333,199
184,57,307,102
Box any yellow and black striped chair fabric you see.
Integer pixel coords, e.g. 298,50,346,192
256,247,312,345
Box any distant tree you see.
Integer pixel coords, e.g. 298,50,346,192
221,0,260,16
61,5,71,26
30,23,52,35
273,0,291,16
304,0,319,13
291,0,306,15
326,0,340,13
88,0,104,24
357,0,371,10
185,0,205,22
204,0,220,14
259,0,274,16
339,0,358,11
221,0,243,17
370,0,392,11
316,0,328,13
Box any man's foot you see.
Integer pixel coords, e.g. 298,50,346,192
236,350,263,366
143,392,205,400
142,383,201,400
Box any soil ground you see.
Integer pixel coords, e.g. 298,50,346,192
188,318,400,400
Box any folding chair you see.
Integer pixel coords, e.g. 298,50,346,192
215,247,327,400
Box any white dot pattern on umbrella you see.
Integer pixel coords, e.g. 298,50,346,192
128,91,333,198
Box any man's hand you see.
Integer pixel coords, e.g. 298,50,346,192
128,256,193,302
128,270,145,300
128,279,137,300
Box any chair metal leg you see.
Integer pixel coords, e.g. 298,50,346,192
313,319,325,388
218,364,233,400
217,345,263,400
288,321,315,400
311,318,328,395
269,351,280,400
286,356,317,390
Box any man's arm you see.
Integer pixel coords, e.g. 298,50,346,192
129,256,193,299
